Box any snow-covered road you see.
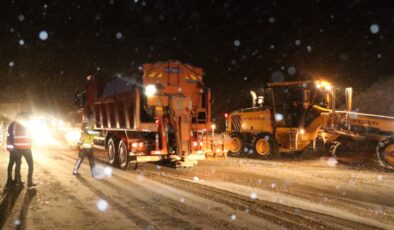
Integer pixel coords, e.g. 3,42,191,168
0,145,393,229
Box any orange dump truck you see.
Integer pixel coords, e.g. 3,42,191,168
75,60,219,168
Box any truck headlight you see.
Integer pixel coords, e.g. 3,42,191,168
145,84,157,97
82,143,93,148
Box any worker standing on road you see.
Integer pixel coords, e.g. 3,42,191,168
5,112,36,189
72,122,98,176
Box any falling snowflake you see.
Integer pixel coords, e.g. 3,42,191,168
193,176,200,182
294,40,301,46
377,53,382,59
287,66,296,75
370,24,380,34
268,17,275,23
39,30,48,40
250,192,257,200
18,15,25,21
180,198,185,203
230,214,237,221
270,44,275,49
264,135,270,141
243,76,247,80
275,113,284,121
307,45,312,53
104,166,112,177
233,40,241,47
327,157,338,167
271,183,276,189
116,32,123,39
156,165,161,170
377,175,383,181
9,61,15,67
14,219,21,225
243,147,249,152
96,199,109,212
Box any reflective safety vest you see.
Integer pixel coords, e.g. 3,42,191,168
12,122,32,150
79,131,95,149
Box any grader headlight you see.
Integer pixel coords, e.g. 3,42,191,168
145,84,157,97
315,81,332,91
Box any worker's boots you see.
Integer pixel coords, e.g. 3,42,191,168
73,158,82,175
15,177,25,188
5,179,14,188
27,181,37,189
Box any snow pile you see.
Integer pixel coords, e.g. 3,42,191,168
351,76,394,116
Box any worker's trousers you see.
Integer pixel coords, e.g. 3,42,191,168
73,148,96,176
7,150,33,183
7,151,22,182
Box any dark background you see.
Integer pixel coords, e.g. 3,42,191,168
0,0,393,122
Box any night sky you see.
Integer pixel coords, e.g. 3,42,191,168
1,0,393,121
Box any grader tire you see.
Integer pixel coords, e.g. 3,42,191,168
227,133,244,156
377,138,394,171
253,133,277,159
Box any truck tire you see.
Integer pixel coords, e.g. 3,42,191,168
118,140,129,169
228,133,244,156
253,133,277,159
377,137,394,171
107,138,117,166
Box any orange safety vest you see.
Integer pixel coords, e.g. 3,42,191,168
12,122,32,150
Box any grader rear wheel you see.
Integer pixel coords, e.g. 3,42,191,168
254,139,271,157
253,133,277,159
377,138,394,171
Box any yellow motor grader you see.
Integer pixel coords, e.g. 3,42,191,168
224,80,394,170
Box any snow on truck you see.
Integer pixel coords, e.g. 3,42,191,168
75,60,220,168
224,80,394,170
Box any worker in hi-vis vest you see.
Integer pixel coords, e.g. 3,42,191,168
72,121,98,176
6,112,36,189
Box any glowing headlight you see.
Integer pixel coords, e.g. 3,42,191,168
145,84,157,97
82,143,93,148
66,130,81,142
299,128,305,135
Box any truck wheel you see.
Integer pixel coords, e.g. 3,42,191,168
377,138,394,171
228,133,244,156
253,133,276,159
118,140,129,169
107,138,117,166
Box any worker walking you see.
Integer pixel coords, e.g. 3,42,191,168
5,112,36,189
72,122,97,176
